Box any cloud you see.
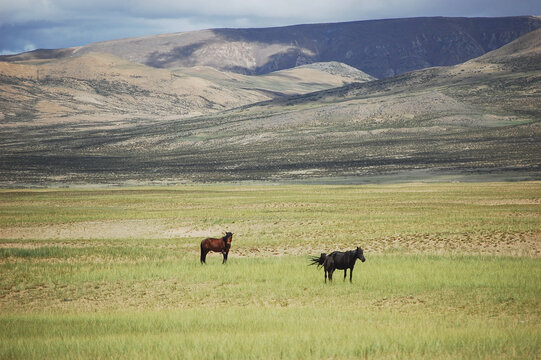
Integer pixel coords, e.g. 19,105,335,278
1,0,540,53
4,0,539,23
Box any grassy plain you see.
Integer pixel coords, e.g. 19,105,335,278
0,182,540,359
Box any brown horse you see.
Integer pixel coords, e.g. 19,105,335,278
200,232,233,264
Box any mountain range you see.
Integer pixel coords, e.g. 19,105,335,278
3,16,541,79
0,16,540,185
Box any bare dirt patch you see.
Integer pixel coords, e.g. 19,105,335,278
232,231,541,258
471,199,541,206
1,226,539,258
0,220,229,240
361,231,541,257
0,220,161,240
163,225,228,238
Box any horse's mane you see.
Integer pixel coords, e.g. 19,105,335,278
222,232,232,242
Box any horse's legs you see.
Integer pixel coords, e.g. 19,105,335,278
349,267,354,283
200,242,206,264
222,250,228,264
328,268,334,282
324,269,327,283
343,269,347,281
200,249,208,264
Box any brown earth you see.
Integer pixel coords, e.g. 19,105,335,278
0,52,372,127
1,219,539,258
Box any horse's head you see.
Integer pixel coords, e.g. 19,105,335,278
356,247,366,262
225,232,233,244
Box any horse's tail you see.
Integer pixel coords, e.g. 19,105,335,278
200,240,206,264
309,253,326,268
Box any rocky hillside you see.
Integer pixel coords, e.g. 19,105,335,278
2,16,541,79
473,26,541,70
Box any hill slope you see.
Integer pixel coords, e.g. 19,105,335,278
2,16,541,79
0,53,372,126
1,29,540,185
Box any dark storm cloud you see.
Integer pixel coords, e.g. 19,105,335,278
1,0,540,54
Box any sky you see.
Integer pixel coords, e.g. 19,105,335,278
1,0,541,55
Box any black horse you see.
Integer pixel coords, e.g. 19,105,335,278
310,247,366,283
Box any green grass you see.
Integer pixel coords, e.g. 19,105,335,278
0,182,540,358
1,255,539,359
0,306,537,359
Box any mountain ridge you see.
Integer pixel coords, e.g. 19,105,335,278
2,16,541,79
